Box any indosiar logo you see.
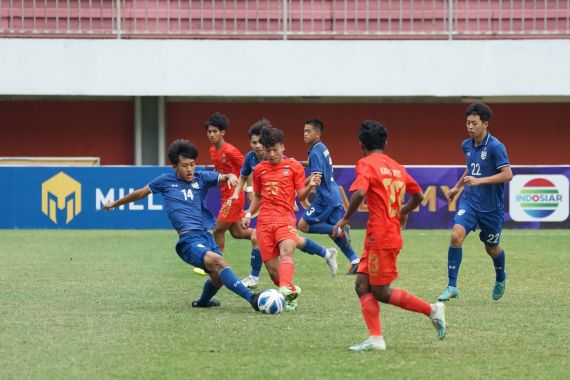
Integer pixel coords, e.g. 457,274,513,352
41,172,82,224
509,174,569,222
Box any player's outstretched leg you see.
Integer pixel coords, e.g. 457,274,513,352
204,251,258,311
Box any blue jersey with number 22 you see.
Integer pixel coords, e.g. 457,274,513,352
461,132,510,212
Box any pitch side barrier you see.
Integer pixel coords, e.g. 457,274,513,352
0,166,567,229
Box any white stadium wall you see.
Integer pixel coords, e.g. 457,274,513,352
1,38,569,98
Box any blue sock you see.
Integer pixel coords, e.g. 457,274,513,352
333,236,359,262
492,250,506,282
448,246,463,287
196,279,220,306
307,223,333,234
250,248,262,277
300,238,327,257
219,267,253,302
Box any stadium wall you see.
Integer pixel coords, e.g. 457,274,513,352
1,100,568,165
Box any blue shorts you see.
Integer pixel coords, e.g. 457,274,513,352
175,231,222,272
302,203,343,225
453,200,504,247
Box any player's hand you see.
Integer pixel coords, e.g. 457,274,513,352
463,176,480,187
332,217,349,237
241,215,251,229
399,211,409,230
226,174,239,188
309,172,322,187
103,202,116,212
447,186,460,202
226,193,239,207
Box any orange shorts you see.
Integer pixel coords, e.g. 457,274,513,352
218,195,245,223
256,223,298,262
357,246,400,286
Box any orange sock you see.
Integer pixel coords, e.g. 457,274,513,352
360,293,381,336
388,288,431,316
278,257,295,290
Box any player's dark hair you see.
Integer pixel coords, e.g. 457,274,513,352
260,127,284,148
248,118,272,140
204,112,229,131
167,139,198,164
466,102,492,122
305,118,324,132
358,120,388,151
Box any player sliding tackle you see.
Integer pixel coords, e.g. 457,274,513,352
104,139,261,312
240,126,324,310
333,120,446,351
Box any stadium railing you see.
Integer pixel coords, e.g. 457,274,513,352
1,0,569,39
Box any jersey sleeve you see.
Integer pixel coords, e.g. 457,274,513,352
349,161,370,193
493,142,511,169
240,152,253,177
308,150,325,175
293,161,306,190
201,170,221,189
147,174,167,194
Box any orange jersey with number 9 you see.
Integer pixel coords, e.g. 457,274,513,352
349,152,421,249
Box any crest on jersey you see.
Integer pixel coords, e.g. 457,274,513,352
191,182,200,189
481,150,487,160
283,166,290,176
221,153,227,164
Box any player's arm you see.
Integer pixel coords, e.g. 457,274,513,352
104,186,151,211
464,166,513,187
448,169,467,202
227,174,248,206
241,192,261,228
218,173,239,188
332,189,366,236
246,175,254,203
296,174,321,201
399,191,424,229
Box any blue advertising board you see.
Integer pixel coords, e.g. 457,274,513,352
0,166,568,229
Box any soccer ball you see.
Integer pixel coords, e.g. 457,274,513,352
257,289,285,315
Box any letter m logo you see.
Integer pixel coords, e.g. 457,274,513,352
41,172,82,224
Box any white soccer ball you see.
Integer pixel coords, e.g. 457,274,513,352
257,289,285,315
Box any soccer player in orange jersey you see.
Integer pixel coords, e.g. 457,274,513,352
241,127,321,310
333,120,447,351
205,112,253,250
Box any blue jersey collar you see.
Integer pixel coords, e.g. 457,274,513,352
472,132,491,148
308,140,323,154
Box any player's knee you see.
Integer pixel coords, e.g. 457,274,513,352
450,230,465,246
354,276,371,297
372,286,391,303
485,245,501,257
204,252,227,272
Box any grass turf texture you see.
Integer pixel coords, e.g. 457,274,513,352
1,229,569,379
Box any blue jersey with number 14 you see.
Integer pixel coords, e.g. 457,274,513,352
148,171,220,232
308,141,342,207
461,132,510,212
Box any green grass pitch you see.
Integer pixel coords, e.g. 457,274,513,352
1,229,569,379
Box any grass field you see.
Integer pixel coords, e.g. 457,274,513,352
1,229,569,379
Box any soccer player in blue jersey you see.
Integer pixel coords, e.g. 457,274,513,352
298,119,360,274
438,103,513,302
104,139,260,311
229,119,339,285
